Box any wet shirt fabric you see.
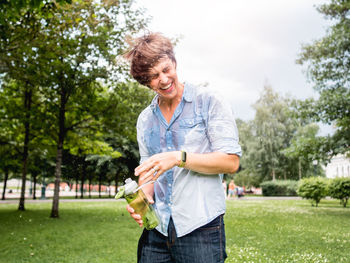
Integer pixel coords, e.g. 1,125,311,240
136,83,242,237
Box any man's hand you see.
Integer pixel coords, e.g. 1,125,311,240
125,182,155,227
135,151,180,184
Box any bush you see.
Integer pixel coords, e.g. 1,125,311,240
328,177,350,208
297,177,328,207
260,180,298,196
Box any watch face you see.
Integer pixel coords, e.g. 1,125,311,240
182,151,187,162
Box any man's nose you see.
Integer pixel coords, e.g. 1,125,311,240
159,73,168,84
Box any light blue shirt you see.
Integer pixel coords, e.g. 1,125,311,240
136,83,242,237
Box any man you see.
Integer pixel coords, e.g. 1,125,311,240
125,32,241,263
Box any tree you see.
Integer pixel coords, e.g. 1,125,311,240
102,82,154,176
0,2,65,210
0,83,22,200
27,0,147,218
82,81,153,195
297,0,350,160
0,145,20,200
0,79,45,209
283,123,325,179
0,0,71,22
1,0,147,216
233,119,261,187
239,85,299,184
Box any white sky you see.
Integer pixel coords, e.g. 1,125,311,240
136,0,330,122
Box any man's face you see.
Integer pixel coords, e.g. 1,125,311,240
148,57,180,101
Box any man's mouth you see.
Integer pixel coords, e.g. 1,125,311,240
159,82,172,90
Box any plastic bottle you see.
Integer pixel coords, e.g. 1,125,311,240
115,178,159,230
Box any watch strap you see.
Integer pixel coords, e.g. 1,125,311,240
178,151,187,167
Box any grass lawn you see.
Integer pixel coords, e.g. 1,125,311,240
0,199,349,263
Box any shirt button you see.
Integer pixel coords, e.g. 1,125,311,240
167,146,171,150
168,184,171,187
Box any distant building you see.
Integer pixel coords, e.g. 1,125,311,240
325,154,350,178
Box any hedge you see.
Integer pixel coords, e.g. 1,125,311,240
328,177,350,207
260,180,298,196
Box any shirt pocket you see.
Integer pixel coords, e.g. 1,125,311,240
179,117,207,146
144,127,161,155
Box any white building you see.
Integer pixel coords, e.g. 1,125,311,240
325,154,350,178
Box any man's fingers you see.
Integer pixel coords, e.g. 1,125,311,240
139,166,162,183
135,161,155,176
131,213,142,220
126,205,134,213
145,193,154,204
127,204,143,225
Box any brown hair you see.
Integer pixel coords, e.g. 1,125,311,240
124,32,176,86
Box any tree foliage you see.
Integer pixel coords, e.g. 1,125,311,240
236,85,300,184
296,0,350,159
0,0,149,216
234,85,326,186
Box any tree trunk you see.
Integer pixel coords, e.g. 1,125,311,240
1,170,9,200
114,169,120,196
50,85,67,218
51,144,63,218
88,174,92,198
75,176,79,199
80,177,84,199
272,169,276,181
80,159,86,199
18,87,32,211
298,159,302,180
108,180,111,198
33,174,37,200
99,173,102,198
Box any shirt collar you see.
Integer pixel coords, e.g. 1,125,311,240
183,82,194,102
149,82,194,111
150,94,158,111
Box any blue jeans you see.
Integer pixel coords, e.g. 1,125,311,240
138,214,227,263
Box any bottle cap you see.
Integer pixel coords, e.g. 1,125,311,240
124,178,138,195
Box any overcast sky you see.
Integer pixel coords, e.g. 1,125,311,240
135,0,330,122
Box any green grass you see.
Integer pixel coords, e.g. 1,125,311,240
0,199,349,263
225,199,350,263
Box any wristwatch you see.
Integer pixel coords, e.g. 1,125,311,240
178,151,187,167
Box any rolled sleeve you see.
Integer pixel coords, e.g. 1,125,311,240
136,113,150,164
207,95,242,156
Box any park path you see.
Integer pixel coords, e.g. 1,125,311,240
0,196,302,205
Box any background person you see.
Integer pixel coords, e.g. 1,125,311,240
228,180,236,199
124,32,241,263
